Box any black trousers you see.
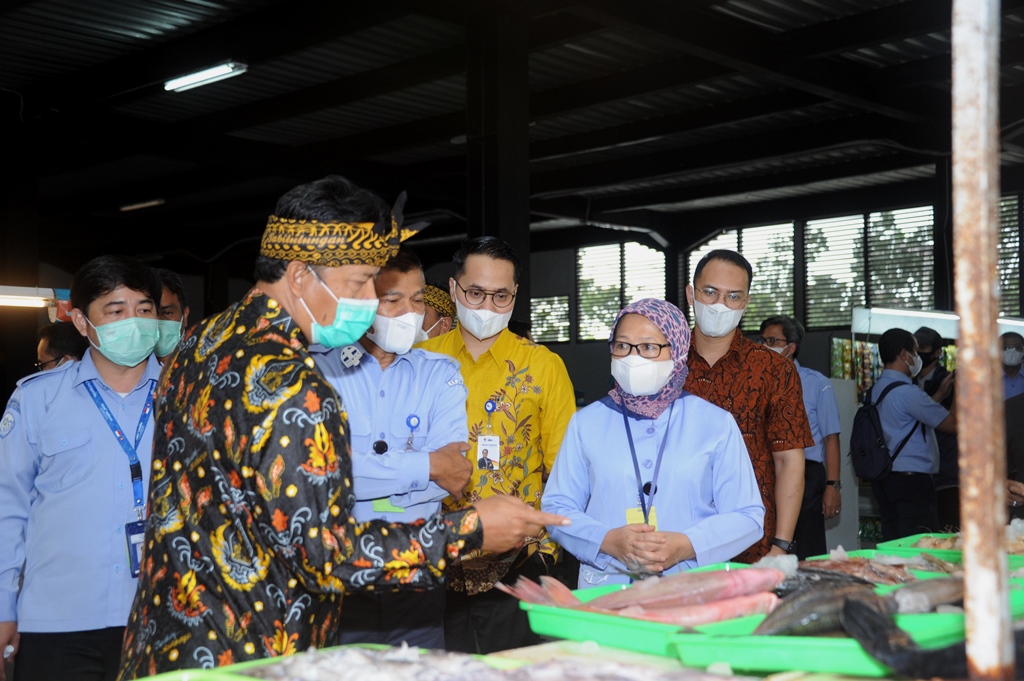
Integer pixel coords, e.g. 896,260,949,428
443,551,553,655
793,460,827,560
871,472,940,542
336,587,447,649
14,627,124,681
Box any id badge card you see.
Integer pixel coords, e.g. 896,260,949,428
477,435,500,470
372,498,406,513
625,506,658,530
125,520,146,577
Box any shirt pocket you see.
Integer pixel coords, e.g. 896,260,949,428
391,415,427,453
37,427,98,492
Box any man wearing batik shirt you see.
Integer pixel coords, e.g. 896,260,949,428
684,249,813,563
116,176,567,678
416,236,577,654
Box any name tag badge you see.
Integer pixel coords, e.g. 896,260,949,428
125,520,146,578
477,435,500,469
624,506,658,530
372,498,406,513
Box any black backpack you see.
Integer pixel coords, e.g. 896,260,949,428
849,382,920,481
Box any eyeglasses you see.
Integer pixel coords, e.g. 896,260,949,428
454,281,516,309
34,357,60,371
758,336,790,348
695,286,748,309
609,341,672,359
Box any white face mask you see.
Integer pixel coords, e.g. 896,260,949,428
455,299,512,341
906,352,923,378
692,300,745,338
611,355,675,397
415,318,443,344
767,344,788,355
365,311,424,355
1005,348,1024,367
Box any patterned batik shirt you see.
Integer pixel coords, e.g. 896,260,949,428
685,330,813,563
117,289,483,679
416,328,577,594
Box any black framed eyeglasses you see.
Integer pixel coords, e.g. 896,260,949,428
609,341,671,359
34,357,60,371
454,281,516,309
758,336,790,348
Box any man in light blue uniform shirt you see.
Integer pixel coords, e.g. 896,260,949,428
0,255,164,681
310,245,471,649
759,316,841,559
1002,332,1024,400
870,328,956,542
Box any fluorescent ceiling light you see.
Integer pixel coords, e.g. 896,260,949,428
164,61,247,92
0,285,56,308
851,306,1024,339
120,198,165,212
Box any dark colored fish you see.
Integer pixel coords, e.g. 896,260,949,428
839,597,1024,679
753,581,892,636
774,566,875,598
799,557,917,585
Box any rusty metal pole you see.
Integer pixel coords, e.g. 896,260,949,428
952,0,1012,679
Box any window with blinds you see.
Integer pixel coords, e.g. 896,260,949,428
866,205,934,310
999,194,1021,316
742,223,795,330
577,242,666,341
805,214,867,328
531,296,570,343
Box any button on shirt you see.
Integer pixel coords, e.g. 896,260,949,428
871,368,949,474
0,350,161,632
796,361,842,465
542,394,764,587
310,344,469,523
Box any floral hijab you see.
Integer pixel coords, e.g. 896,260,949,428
607,298,691,419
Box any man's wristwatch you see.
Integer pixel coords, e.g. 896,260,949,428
771,537,796,554
826,479,842,490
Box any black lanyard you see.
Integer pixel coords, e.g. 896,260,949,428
621,401,673,525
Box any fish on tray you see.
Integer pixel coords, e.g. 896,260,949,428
839,595,1024,679
497,567,786,627
798,557,919,585
752,582,891,637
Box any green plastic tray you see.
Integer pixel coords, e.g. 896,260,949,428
871,535,1024,569
875,532,960,551
521,562,761,657
671,577,1024,677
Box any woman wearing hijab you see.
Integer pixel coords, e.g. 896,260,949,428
542,299,765,587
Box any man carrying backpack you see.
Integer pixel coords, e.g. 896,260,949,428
869,328,957,542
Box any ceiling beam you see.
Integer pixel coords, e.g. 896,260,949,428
567,0,928,122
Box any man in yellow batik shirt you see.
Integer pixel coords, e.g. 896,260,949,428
416,235,577,654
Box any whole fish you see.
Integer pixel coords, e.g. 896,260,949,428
752,581,892,636
585,567,786,610
883,575,964,614
839,596,1024,679
798,557,917,585
774,566,875,598
617,591,780,626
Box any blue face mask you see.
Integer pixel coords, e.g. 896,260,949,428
300,267,379,348
87,316,160,367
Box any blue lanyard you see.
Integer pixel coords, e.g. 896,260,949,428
85,379,156,515
621,401,674,525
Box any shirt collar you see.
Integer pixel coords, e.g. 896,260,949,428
73,350,161,393
455,327,515,367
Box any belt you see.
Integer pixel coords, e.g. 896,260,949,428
890,471,929,476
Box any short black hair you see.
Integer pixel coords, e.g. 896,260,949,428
153,267,188,310
380,245,422,275
913,326,943,352
37,321,88,361
879,327,916,365
70,254,163,315
760,315,805,356
453,236,523,284
1002,332,1024,346
254,175,392,282
692,249,753,290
